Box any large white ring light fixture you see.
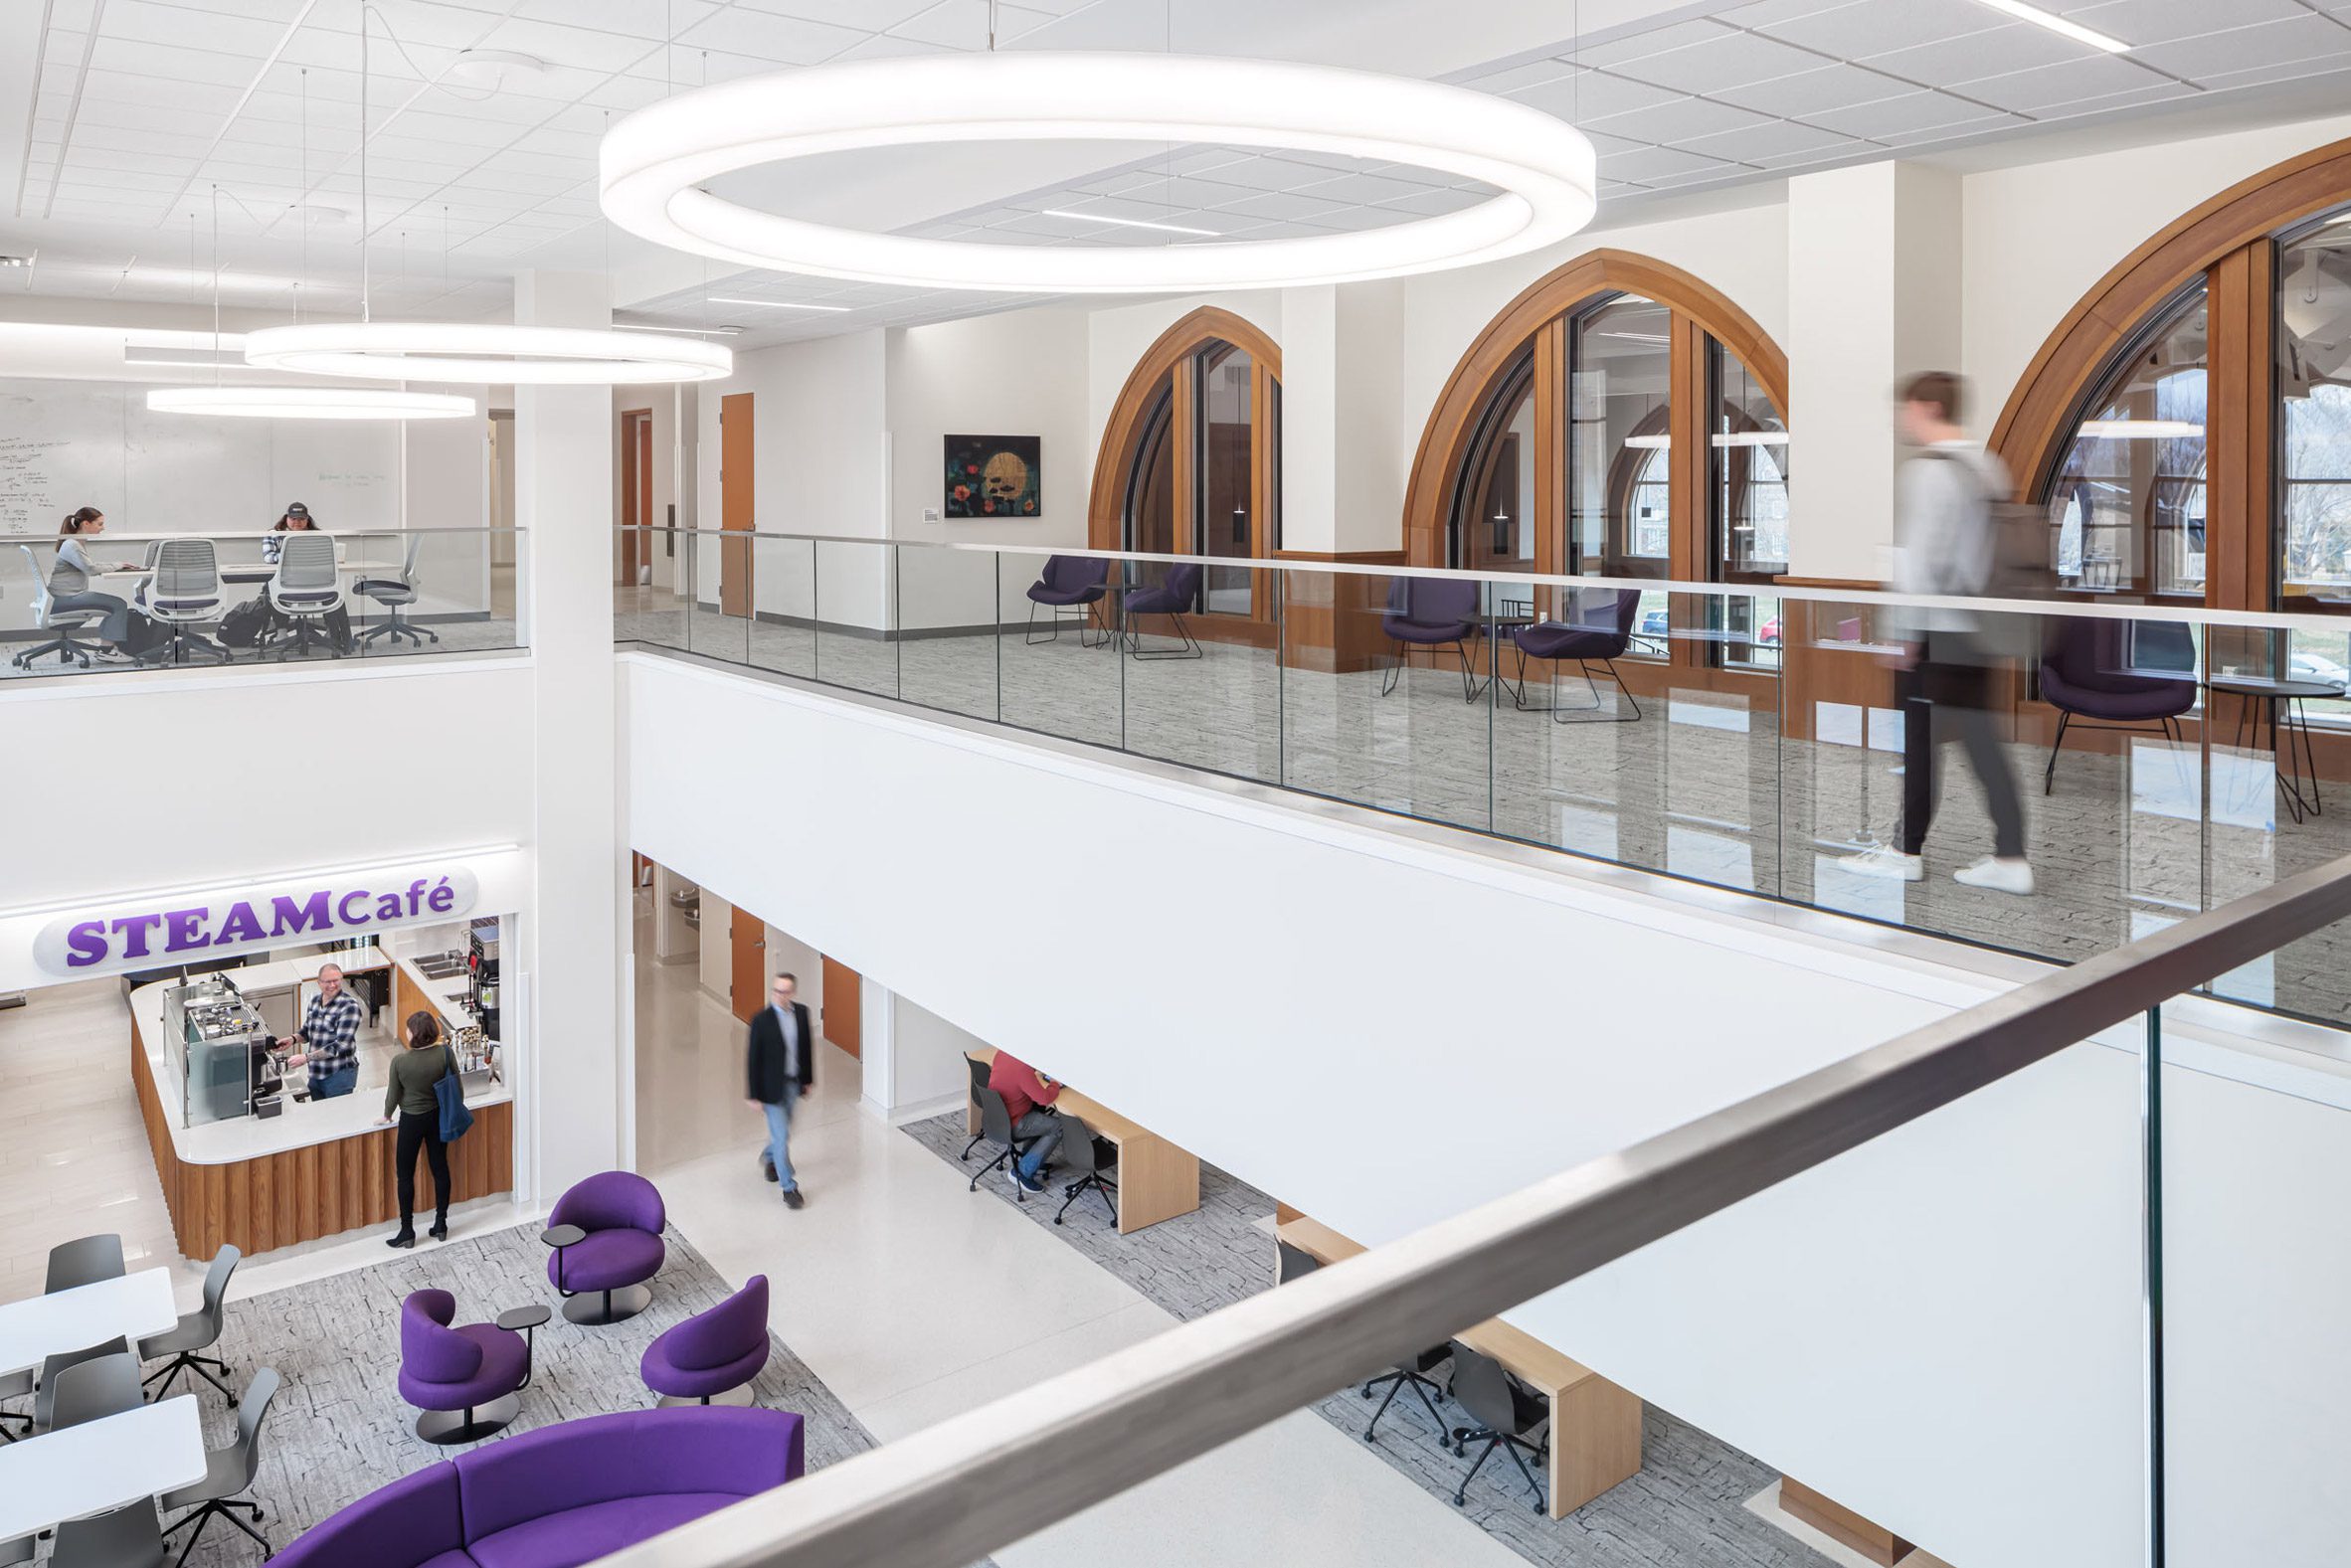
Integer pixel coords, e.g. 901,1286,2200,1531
146,387,477,420
242,322,732,385
600,52,1597,293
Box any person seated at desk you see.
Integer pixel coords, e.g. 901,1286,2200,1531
988,1049,1063,1195
50,507,142,661
259,501,354,651
280,962,363,1100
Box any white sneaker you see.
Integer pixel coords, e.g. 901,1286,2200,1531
1954,856,2035,896
1839,846,1922,882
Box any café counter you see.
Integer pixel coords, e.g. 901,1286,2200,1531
128,953,514,1259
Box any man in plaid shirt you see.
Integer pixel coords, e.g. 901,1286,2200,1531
281,963,364,1100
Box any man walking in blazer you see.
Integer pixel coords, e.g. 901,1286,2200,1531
746,972,815,1209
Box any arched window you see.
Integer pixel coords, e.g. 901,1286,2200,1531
1991,134,2351,614
1089,308,1282,632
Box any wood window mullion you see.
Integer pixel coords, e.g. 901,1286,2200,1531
1668,313,1708,668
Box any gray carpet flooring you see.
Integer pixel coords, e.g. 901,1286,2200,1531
899,1113,1836,1568
163,1224,888,1568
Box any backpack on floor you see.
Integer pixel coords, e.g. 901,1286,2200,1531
219,594,272,648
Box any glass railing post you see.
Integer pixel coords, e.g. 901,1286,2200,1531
2142,1001,2166,1568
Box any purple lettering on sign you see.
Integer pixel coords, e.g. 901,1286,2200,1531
427,878,455,914
270,892,332,938
65,922,106,967
337,890,372,925
163,908,211,954
111,913,164,959
375,893,404,921
214,902,264,946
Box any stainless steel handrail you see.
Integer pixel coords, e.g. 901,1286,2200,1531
614,524,2351,634
597,853,2351,1568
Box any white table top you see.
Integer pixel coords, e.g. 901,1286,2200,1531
0,1268,179,1379
0,1394,207,1540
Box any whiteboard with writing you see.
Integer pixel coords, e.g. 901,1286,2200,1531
0,379,401,538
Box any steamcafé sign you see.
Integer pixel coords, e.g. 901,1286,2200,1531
34,865,480,978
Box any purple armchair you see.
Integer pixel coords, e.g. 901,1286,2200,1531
1024,555,1112,646
1381,576,1484,700
2040,616,2195,793
642,1275,770,1407
1506,589,1644,722
271,1407,806,1568
1123,561,1204,660
542,1171,665,1326
399,1289,538,1446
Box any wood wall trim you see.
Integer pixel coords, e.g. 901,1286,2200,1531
1987,133,2351,505
1270,549,1407,563
1087,306,1284,551
1401,248,1789,569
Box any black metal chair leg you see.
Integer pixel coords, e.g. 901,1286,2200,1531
2044,710,2071,794
1406,1376,1448,1431
1453,1435,1500,1505
1380,640,1404,696
169,1509,213,1568
960,1132,986,1161
1503,1439,1546,1511
1362,1375,1407,1442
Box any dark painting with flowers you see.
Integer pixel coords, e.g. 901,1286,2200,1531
944,434,1041,518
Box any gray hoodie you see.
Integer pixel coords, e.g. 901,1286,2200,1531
1888,440,2012,638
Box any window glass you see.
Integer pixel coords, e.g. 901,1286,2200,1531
1452,346,1537,575
1568,296,1672,578
2280,215,2351,610
1125,376,1177,557
1195,342,1255,615
1716,345,1788,581
2046,284,2208,598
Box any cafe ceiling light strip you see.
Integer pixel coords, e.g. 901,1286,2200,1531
599,52,1597,293
243,322,733,385
146,387,477,420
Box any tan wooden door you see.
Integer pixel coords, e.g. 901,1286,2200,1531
819,956,860,1059
729,909,764,1024
720,392,755,617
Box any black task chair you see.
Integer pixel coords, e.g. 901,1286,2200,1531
1051,1114,1117,1227
959,1056,994,1162
1447,1346,1549,1513
160,1366,278,1565
139,1245,240,1401
44,1234,125,1294
967,1086,1041,1202
1278,1242,1452,1443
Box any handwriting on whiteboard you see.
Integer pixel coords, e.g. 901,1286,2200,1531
0,436,70,533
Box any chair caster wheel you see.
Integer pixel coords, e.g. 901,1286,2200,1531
1053,1216,1064,1226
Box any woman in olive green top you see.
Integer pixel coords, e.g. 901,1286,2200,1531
379,1011,453,1249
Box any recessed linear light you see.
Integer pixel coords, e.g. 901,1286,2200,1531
1969,0,2129,54
2080,419,2201,438
704,296,853,312
0,253,32,266
1038,208,1222,238
612,321,743,336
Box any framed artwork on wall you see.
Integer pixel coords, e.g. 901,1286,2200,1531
945,434,1041,518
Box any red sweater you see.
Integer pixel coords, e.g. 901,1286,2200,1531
988,1051,1060,1122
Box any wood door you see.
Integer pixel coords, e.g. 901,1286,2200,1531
819,956,860,1059
720,391,755,617
729,909,765,1024
621,409,652,581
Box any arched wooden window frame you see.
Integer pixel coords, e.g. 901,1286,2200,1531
1989,134,2351,610
1400,249,1790,583
1087,305,1284,556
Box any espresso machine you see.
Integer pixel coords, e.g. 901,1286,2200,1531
467,918,501,1042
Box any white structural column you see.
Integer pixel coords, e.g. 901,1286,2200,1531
1786,161,1963,583
517,268,625,1195
1278,281,1409,556
858,983,983,1125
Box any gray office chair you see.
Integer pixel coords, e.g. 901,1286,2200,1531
354,534,437,647
39,1345,137,1433
268,532,343,658
1280,1243,1452,1445
142,539,229,666
1051,1113,1117,1227
959,1056,993,1162
0,1530,30,1565
45,1233,125,1293
966,1086,1040,1202
49,1501,164,1568
139,1245,239,1401
0,1366,30,1442
160,1365,277,1565
1446,1345,1549,1513
11,544,104,671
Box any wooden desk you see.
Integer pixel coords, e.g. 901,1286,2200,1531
965,1048,1199,1234
1276,1215,1643,1518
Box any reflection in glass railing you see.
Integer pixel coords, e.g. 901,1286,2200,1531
3,527,524,676
615,525,2351,1028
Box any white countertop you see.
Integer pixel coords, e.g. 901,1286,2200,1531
132,950,510,1166
0,1393,208,1540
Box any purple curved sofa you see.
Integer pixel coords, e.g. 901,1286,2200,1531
643,1275,769,1406
545,1171,666,1325
273,1407,805,1568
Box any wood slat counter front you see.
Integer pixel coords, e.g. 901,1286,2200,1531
129,1000,512,1260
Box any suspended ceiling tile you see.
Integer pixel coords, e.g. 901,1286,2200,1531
1457,56,1582,94
1373,184,1487,217
675,7,868,65
2060,0,2312,48
1588,94,1776,144
1596,144,1739,183
1871,110,2030,145
1203,190,1358,224
826,32,946,61
2030,81,2203,120
2130,13,2351,80
2194,56,2351,91
1509,68,1687,121
737,0,935,27
1802,88,2017,138
1753,0,2008,58
1288,169,1452,206
1866,24,2099,86
88,36,260,87
1672,117,1855,163
514,0,723,39
1575,18,1735,68
1707,60,1915,116
102,0,288,55
1713,0,1859,26
475,15,658,73
1604,29,1839,96
1957,53,2176,112
888,0,1057,50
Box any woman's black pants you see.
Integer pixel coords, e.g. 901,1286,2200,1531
397,1110,452,1231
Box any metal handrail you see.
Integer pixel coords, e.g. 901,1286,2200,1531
597,852,2351,1568
614,524,2351,635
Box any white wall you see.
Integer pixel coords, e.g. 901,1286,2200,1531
886,309,1090,546
624,651,2351,1568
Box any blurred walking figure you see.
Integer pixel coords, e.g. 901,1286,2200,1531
1845,372,2034,895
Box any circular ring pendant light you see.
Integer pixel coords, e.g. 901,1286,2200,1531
146,387,476,419
244,322,732,384
598,52,1597,293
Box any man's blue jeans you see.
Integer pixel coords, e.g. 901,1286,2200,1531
310,1065,357,1100
1013,1110,1062,1182
762,1095,797,1193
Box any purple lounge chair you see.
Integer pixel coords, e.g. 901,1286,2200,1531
642,1275,770,1407
1381,576,1484,700
542,1171,665,1326
2040,616,2195,793
272,1406,806,1568
399,1289,538,1446
1024,555,1112,646
1506,589,1644,722
1123,561,1204,659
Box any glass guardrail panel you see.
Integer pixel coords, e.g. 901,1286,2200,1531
347,527,517,659
616,527,688,652
687,527,751,668
1278,563,1493,834
995,549,1122,750
1120,559,1281,785
744,534,815,680
813,539,897,700
894,545,999,722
